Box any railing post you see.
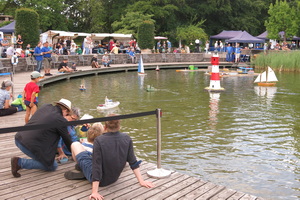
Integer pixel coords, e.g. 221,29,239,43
147,108,172,179
157,108,161,169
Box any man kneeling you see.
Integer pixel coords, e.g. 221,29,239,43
66,115,154,199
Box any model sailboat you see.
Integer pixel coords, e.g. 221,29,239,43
254,66,278,86
79,79,86,90
138,56,146,75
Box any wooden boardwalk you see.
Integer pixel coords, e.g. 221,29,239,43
0,64,264,200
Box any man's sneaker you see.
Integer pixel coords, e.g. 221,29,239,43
11,157,21,178
64,170,85,180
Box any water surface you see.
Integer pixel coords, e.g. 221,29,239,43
39,70,300,200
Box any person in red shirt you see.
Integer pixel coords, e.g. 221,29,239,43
109,39,114,52
22,71,42,123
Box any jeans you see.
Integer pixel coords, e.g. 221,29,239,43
15,140,58,171
84,47,90,55
35,60,43,72
76,151,93,182
102,60,112,66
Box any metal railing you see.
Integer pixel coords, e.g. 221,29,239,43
0,108,171,178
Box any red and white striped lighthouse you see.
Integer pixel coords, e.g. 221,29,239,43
205,51,225,91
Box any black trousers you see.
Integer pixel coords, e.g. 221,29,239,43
0,107,17,116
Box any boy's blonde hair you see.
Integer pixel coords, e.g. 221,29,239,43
87,122,104,143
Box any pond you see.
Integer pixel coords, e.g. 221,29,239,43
39,69,300,200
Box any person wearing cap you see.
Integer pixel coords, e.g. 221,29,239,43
22,71,42,124
0,80,17,116
11,98,74,177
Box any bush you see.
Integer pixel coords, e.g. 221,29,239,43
0,21,12,28
137,21,155,50
15,8,40,48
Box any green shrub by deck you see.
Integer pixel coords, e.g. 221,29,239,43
254,51,300,72
137,21,155,50
15,8,40,48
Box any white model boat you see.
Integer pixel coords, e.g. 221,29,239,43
97,96,120,110
254,66,278,86
138,56,146,75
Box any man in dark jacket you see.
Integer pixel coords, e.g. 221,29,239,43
11,99,73,177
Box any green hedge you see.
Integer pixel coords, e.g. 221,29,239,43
137,21,155,50
15,8,40,47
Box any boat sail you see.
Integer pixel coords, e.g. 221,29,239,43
254,66,278,86
138,56,146,75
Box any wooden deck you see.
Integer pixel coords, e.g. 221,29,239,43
0,63,264,200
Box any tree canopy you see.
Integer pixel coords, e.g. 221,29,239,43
1,0,300,45
265,0,298,41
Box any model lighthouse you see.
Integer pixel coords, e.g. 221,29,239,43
205,51,225,91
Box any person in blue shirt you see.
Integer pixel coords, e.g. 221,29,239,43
57,107,80,160
33,41,43,72
41,42,53,76
128,48,136,63
226,43,233,62
234,43,242,63
167,40,172,53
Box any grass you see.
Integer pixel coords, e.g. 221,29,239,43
254,51,300,72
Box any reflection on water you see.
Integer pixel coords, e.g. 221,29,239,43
39,70,300,200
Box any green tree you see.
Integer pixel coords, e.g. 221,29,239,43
0,21,12,28
3,0,68,31
137,21,155,49
15,8,39,46
265,0,298,41
127,0,181,35
176,21,207,46
112,12,155,35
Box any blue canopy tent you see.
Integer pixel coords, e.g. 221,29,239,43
226,31,264,44
257,31,267,40
209,30,243,51
0,21,15,33
210,30,243,40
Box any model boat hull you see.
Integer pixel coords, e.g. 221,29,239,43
257,82,276,87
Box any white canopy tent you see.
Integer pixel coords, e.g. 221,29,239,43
40,30,133,44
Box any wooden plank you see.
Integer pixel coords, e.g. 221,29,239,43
227,191,247,200
209,188,238,200
53,163,153,200
131,173,189,200
195,185,225,200
239,194,258,200
177,182,217,200
104,172,181,200
164,178,207,200
1,164,76,199
137,176,199,200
